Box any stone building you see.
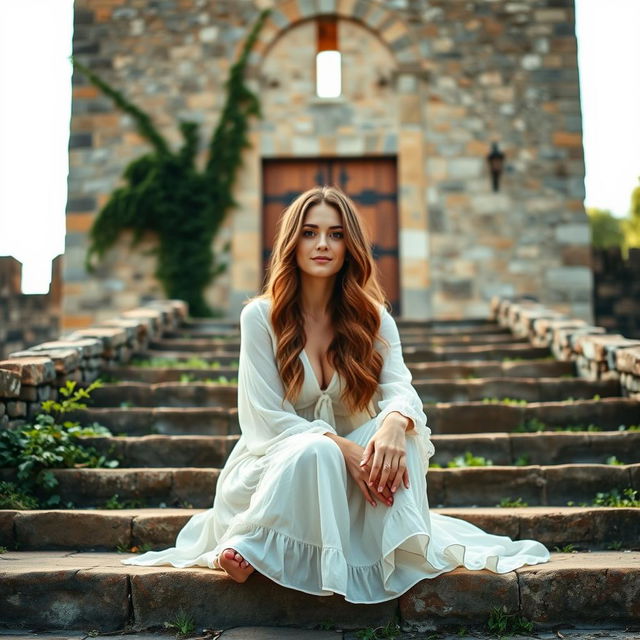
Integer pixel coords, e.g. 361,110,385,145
65,0,590,326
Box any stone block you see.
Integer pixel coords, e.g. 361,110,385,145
555,222,590,244
0,553,130,630
519,552,640,625
0,357,56,385
14,510,131,550
401,568,519,626
442,466,544,507
131,510,194,548
171,468,219,506
130,563,395,630
0,509,16,547
52,468,174,507
544,464,635,505
0,369,21,398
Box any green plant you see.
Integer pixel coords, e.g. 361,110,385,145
497,497,528,508
558,423,602,432
607,540,624,550
482,396,527,406
587,206,625,249
72,10,270,317
0,380,119,508
606,455,625,466
0,546,7,553
355,617,401,639
552,543,577,552
96,373,120,383
587,195,640,258
514,418,606,433
513,454,530,466
593,488,640,507
116,541,154,554
618,424,640,432
163,608,196,636
514,417,547,433
446,451,493,468
104,494,145,509
316,620,336,631
130,356,223,369
486,605,534,636
0,481,39,510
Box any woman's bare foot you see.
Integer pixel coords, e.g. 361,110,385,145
217,547,255,583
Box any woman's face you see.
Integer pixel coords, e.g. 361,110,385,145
295,201,346,279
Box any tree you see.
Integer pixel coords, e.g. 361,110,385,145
585,207,624,250
621,176,640,255
71,9,269,316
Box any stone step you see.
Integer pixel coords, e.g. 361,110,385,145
402,343,552,362
410,358,577,379
0,550,638,631
429,397,640,434
1,464,637,508
86,377,621,408
178,316,502,331
70,407,238,436
105,358,577,383
67,397,639,436
148,333,528,352
76,431,640,468
2,507,637,552
163,323,515,341
414,376,621,403
133,342,551,365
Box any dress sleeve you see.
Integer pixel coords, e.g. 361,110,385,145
372,306,436,468
237,300,339,456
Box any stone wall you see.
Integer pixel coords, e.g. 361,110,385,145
0,256,62,359
592,247,640,340
491,295,640,397
0,299,187,431
66,0,590,326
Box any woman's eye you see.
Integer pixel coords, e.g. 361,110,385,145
302,230,343,239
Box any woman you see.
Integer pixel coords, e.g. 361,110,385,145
122,185,550,603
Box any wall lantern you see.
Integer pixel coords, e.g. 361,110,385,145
486,141,505,192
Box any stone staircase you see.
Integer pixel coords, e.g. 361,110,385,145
1,298,639,635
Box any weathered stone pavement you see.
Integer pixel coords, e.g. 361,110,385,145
1,550,639,633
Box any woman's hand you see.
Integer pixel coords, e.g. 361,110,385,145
341,440,397,507
360,415,410,497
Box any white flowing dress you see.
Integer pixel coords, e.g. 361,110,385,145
121,297,551,603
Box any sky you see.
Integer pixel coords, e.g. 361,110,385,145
0,0,639,293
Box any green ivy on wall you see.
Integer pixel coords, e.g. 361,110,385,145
71,9,269,317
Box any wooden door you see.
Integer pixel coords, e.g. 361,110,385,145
261,157,400,313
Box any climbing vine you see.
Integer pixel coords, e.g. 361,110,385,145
71,9,269,316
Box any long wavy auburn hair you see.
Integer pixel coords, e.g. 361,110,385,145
248,185,392,415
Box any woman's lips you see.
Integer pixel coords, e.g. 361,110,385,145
313,258,331,262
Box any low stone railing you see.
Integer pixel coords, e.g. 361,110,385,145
0,300,188,430
491,295,640,398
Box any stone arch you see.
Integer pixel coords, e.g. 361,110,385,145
243,0,424,75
